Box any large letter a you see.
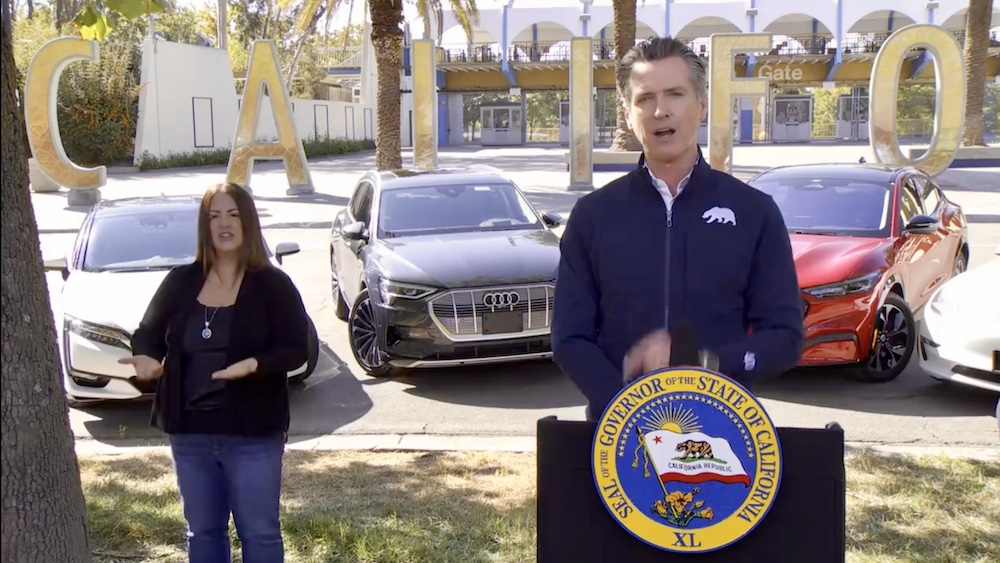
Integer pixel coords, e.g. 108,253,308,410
226,40,314,195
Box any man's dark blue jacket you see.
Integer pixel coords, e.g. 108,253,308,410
551,152,804,419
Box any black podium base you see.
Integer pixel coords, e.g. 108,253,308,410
537,417,846,562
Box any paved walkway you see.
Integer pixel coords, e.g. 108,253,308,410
73,434,1000,461
35,143,999,457
31,143,1000,237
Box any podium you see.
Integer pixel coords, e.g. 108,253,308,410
536,417,846,562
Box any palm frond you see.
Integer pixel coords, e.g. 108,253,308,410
410,0,479,44
445,0,479,43
285,0,351,36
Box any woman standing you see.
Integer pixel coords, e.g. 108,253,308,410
119,182,310,563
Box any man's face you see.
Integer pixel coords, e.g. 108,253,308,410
624,56,707,164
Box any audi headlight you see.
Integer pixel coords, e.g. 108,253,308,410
65,316,132,351
803,272,880,299
377,278,436,304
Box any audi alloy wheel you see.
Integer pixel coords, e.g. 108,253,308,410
347,292,394,377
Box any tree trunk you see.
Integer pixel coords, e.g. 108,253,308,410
286,4,327,92
610,0,642,152
961,0,993,147
286,29,318,96
343,0,355,50
1,9,93,563
369,0,404,170
286,37,308,95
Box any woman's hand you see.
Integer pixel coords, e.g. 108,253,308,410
212,357,259,380
117,355,164,381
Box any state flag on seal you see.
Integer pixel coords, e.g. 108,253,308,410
593,367,784,553
640,429,752,487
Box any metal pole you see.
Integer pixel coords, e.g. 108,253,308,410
217,0,228,50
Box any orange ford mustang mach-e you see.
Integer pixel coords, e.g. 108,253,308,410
748,163,968,383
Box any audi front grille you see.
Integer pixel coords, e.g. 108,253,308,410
428,284,555,341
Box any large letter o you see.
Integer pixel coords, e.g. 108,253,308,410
869,24,965,177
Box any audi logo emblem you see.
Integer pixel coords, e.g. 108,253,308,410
483,291,520,310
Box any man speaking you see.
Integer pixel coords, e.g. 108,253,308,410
551,37,804,421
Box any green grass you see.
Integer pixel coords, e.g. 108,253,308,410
78,448,1000,562
844,450,1000,563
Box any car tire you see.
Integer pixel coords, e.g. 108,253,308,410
952,249,967,277
995,397,1000,440
348,292,396,378
330,250,349,322
289,318,320,384
856,293,915,383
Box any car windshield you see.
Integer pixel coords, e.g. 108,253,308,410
377,183,543,237
749,177,892,237
82,208,200,272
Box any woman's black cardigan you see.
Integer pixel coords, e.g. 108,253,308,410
130,261,310,437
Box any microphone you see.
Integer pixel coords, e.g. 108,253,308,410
669,321,701,367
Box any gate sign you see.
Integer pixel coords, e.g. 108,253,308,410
707,23,966,177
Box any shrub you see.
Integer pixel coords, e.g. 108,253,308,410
55,37,141,166
136,136,376,171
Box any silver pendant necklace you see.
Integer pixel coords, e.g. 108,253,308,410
202,305,220,339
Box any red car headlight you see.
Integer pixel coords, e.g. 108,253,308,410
803,272,881,299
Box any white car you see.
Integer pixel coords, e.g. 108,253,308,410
917,244,1000,393
44,195,320,406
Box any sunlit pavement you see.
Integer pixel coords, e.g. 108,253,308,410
31,143,1000,451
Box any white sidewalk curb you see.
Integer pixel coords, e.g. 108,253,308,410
73,434,1000,461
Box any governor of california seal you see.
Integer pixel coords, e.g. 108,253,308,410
591,367,783,553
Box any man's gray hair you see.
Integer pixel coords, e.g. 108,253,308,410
617,36,707,102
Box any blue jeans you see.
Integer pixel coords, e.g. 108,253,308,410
168,433,286,563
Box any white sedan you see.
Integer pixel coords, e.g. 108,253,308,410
44,195,320,406
917,244,1000,393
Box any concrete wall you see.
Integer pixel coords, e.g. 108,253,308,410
133,39,374,165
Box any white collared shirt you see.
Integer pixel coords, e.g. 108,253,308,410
644,157,698,214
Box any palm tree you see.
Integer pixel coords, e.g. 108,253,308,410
961,0,994,146
610,0,642,152
285,0,480,169
367,0,479,170
368,0,406,170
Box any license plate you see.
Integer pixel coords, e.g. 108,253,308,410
993,351,1000,374
482,311,523,335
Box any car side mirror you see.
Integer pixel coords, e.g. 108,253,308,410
274,241,300,264
342,220,368,241
903,214,937,234
541,211,563,228
43,256,70,281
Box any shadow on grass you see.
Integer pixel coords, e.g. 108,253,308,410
81,450,537,563
845,450,1000,563
82,448,1000,563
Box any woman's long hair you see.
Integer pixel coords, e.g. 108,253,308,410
195,182,270,274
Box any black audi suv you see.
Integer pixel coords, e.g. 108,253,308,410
329,165,563,376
